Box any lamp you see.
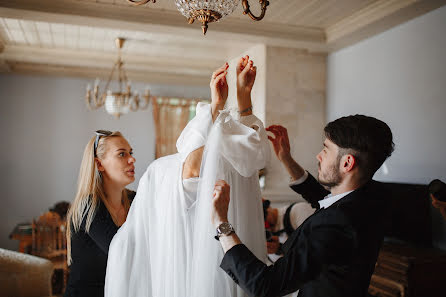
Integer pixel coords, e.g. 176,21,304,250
85,37,150,118
127,0,270,35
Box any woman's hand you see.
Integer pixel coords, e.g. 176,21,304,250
236,56,256,114
237,55,256,96
210,62,229,120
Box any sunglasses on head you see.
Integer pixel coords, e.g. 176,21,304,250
94,130,113,157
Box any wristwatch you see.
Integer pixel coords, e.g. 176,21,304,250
215,222,235,241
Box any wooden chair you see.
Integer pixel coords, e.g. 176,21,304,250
32,211,68,294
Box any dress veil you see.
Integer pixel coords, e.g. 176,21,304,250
105,103,270,297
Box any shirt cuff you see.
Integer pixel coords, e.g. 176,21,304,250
220,243,250,272
289,170,309,187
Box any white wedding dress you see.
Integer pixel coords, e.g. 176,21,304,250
105,102,270,297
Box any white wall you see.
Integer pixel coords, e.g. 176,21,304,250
327,6,446,249
0,73,209,250
263,46,326,202
225,45,327,203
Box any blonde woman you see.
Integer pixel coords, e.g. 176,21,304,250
65,131,136,297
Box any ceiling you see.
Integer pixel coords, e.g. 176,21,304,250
0,0,444,85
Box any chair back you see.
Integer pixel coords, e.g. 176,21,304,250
32,211,67,258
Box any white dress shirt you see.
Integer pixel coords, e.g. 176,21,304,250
289,170,353,209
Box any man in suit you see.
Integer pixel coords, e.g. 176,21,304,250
211,115,394,297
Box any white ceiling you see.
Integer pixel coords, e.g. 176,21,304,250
0,0,444,85
135,0,378,28
0,17,236,59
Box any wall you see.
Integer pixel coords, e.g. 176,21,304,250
327,6,446,249
263,46,326,202
0,73,209,250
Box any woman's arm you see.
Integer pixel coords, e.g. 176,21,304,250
182,63,229,179
236,55,255,117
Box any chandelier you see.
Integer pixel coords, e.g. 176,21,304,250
127,0,270,35
85,37,150,118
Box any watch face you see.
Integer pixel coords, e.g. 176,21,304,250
218,223,233,235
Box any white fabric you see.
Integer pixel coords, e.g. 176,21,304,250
189,108,270,297
318,190,353,209
105,102,270,297
176,102,213,163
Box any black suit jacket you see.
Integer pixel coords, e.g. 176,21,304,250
220,174,389,297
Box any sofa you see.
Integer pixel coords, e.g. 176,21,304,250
0,248,53,297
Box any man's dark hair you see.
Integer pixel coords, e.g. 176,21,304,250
324,115,394,181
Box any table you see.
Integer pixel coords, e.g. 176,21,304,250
9,223,33,253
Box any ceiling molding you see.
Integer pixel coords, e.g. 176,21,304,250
1,44,222,76
326,0,446,50
3,60,210,86
0,0,328,52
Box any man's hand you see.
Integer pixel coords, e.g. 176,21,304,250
210,63,229,120
212,180,242,253
212,180,231,228
266,125,291,162
266,125,306,181
267,236,281,254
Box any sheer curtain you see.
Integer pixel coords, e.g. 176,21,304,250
152,97,209,158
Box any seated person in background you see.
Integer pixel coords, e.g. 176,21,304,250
263,199,315,261
429,179,446,220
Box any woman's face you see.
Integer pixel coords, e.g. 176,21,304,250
97,136,136,187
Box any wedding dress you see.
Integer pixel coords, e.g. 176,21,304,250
105,102,270,297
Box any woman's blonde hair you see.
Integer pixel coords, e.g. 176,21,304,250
66,131,130,265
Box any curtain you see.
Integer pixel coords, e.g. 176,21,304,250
152,97,209,159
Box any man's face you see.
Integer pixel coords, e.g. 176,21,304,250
316,138,342,190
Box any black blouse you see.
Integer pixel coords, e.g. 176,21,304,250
64,192,135,297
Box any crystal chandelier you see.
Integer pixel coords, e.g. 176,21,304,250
85,38,150,118
127,0,270,35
